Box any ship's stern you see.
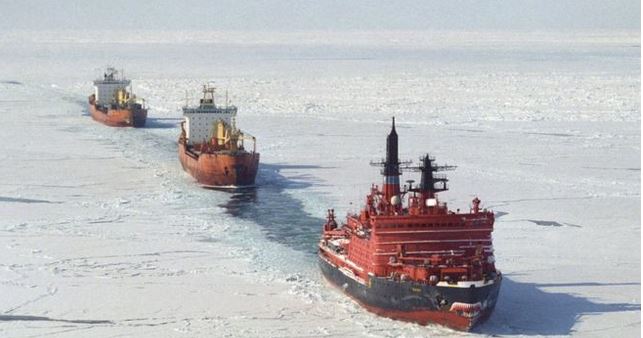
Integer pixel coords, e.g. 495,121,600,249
132,107,147,127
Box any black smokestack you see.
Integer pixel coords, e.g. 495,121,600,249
384,117,399,176
419,154,433,192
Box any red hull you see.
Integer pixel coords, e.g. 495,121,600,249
178,141,259,188
88,96,147,128
320,250,500,331
354,298,493,331
323,275,493,331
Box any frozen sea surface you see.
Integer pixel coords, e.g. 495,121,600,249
0,30,640,337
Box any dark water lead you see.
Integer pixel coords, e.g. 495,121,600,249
0,196,63,204
528,219,582,228
220,163,330,255
0,315,113,325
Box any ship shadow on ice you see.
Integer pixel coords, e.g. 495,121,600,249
478,277,640,335
145,117,182,129
220,163,328,255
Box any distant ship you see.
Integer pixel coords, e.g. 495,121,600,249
88,67,147,127
179,85,259,188
319,118,501,331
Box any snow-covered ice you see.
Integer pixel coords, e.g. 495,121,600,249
0,30,639,337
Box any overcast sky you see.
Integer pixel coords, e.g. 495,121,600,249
0,0,639,31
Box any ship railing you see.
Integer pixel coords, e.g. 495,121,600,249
182,106,238,114
235,132,257,153
393,250,485,268
432,174,448,181
388,264,487,284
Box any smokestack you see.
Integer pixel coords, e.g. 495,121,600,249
382,117,401,208
384,117,399,176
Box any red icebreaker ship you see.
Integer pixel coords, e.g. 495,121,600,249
319,118,501,331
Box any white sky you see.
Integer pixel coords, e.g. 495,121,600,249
0,0,640,31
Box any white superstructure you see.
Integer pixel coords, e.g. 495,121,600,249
93,68,130,106
183,86,237,145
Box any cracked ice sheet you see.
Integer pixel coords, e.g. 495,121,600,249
0,75,438,338
2,92,335,338
0,29,640,337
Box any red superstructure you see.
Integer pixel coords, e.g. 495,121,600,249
319,118,501,331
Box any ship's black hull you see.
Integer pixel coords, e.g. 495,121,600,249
319,255,501,331
132,110,147,127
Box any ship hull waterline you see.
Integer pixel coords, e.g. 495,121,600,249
178,141,259,188
319,254,501,331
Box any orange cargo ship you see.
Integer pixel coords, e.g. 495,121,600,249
178,86,259,188
319,118,501,331
88,68,147,127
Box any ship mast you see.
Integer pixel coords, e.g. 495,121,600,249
418,154,455,198
402,154,456,211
